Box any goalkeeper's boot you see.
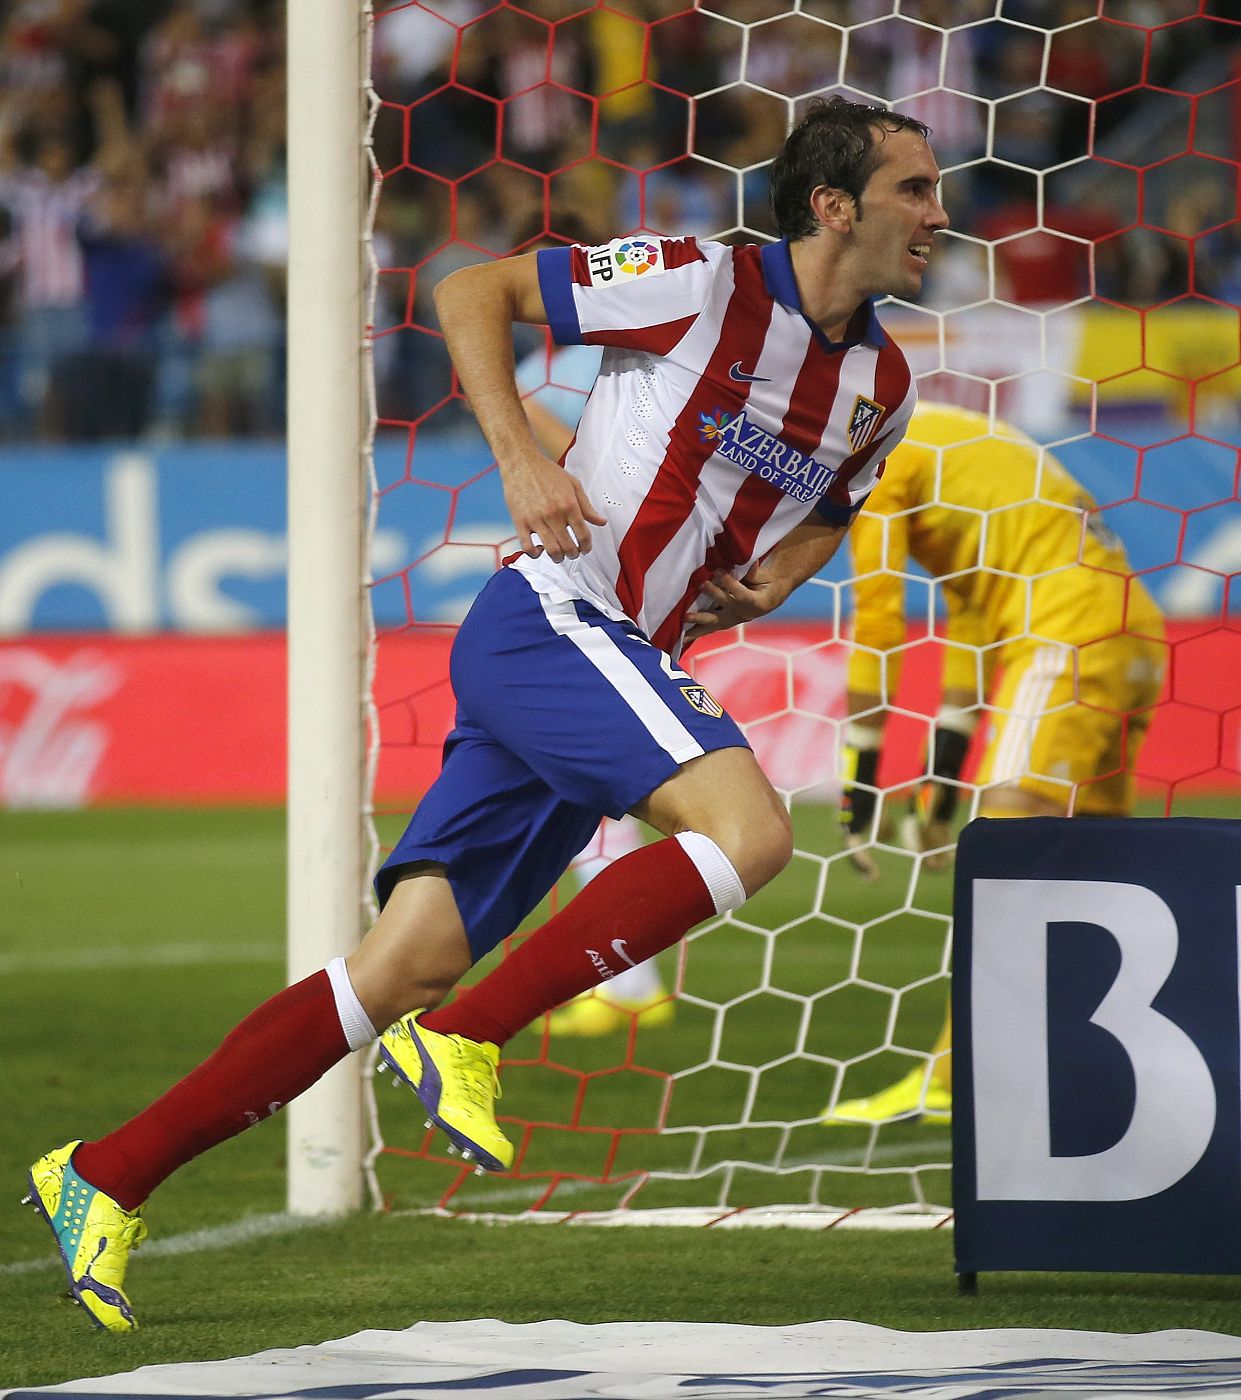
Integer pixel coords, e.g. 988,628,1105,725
820,1067,952,1127
379,1012,514,1173
546,988,675,1037
22,1142,147,1333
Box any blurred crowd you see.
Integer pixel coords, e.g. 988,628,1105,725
372,0,1241,429
0,0,1237,442
0,0,285,441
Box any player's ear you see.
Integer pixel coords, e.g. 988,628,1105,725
809,184,855,235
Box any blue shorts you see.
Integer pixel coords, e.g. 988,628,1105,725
377,565,748,959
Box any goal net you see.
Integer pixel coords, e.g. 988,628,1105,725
359,0,1241,1225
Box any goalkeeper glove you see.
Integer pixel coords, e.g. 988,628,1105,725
839,724,886,880
902,710,975,871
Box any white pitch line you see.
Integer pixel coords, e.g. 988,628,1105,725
1,1212,331,1277
2,1137,951,1275
0,942,283,974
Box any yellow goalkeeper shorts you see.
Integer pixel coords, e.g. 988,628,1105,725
977,634,1165,815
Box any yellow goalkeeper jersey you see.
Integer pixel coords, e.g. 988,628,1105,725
848,402,1164,697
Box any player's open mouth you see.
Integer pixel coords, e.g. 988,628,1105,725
908,244,930,268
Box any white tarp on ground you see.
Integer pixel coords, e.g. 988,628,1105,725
5,1319,1241,1400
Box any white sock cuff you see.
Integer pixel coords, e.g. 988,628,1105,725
675,831,746,915
326,956,378,1052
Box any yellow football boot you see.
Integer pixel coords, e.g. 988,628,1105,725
546,989,676,1037
821,1066,952,1126
23,1142,147,1332
379,1012,514,1172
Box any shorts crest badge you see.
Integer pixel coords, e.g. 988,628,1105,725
680,684,724,718
847,395,885,451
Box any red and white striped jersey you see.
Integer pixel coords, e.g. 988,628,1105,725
517,235,917,657
0,166,101,310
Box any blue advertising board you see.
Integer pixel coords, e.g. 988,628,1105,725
953,816,1241,1276
0,419,1238,633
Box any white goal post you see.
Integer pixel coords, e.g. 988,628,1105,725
285,0,374,1217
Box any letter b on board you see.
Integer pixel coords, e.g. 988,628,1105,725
953,817,1241,1276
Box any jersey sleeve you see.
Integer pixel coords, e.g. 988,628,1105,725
536,236,714,354
847,479,911,703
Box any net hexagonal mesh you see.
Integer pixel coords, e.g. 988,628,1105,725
360,1,1241,1224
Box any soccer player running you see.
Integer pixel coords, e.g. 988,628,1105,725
25,97,947,1331
823,401,1166,1127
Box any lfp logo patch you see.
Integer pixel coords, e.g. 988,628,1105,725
614,238,661,275
586,238,665,285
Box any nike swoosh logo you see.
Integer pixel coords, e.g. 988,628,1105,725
728,361,771,383
611,938,640,968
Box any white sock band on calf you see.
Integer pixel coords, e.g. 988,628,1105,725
326,956,379,1051
675,831,747,914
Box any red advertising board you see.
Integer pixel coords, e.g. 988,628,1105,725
0,624,1236,808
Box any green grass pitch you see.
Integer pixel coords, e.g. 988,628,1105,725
2,802,1240,1389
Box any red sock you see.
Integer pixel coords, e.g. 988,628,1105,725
73,971,349,1210
423,836,718,1046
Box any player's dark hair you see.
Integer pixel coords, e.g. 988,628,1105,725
770,97,931,239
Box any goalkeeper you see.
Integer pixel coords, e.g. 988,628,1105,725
824,400,1165,1126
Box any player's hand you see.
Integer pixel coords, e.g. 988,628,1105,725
683,565,790,641
502,453,606,563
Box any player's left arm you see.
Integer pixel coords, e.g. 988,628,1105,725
683,514,848,641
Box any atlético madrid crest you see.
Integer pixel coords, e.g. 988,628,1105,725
847,395,885,451
680,684,724,718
